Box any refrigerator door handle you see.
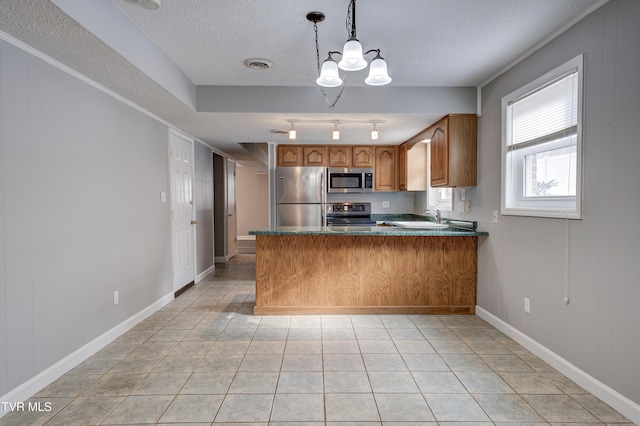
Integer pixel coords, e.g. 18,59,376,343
321,169,327,227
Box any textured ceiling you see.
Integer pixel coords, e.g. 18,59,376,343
113,0,601,87
0,0,604,171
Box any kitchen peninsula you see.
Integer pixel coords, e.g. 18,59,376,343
249,224,488,315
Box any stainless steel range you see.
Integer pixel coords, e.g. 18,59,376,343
326,202,377,227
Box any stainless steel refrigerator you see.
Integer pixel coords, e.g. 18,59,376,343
276,166,325,226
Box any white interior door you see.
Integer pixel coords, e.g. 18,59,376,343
170,131,195,292
226,158,238,258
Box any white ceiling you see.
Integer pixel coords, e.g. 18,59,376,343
0,0,604,171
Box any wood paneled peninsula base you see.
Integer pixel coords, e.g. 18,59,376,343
253,232,480,315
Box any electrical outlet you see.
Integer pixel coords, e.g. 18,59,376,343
464,200,471,213
160,192,167,202
382,200,390,209
524,297,530,313
492,210,499,224
113,291,119,305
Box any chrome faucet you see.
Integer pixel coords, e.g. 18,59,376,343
424,208,441,223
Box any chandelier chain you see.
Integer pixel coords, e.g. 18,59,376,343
313,21,345,110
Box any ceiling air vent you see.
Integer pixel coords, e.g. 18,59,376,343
244,58,273,70
138,0,161,10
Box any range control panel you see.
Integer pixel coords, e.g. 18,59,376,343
327,202,372,216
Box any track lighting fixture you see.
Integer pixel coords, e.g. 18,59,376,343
288,121,297,140
332,122,340,140
278,120,385,141
280,119,384,141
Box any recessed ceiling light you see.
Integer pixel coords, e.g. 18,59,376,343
244,58,273,70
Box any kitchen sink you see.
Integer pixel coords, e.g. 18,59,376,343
386,221,449,229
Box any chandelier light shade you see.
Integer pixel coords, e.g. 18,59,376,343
307,0,391,108
338,38,367,71
365,52,392,86
316,55,343,87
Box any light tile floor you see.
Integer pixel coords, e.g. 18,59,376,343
1,254,633,425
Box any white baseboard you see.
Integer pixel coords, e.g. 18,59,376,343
196,264,215,283
476,306,640,425
0,292,174,418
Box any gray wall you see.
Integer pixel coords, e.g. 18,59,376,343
236,166,268,237
194,142,214,275
0,39,172,395
475,0,640,405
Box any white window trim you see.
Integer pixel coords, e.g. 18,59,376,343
501,54,584,219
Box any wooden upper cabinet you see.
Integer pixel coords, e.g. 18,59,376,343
398,141,427,191
277,145,303,166
429,119,449,187
352,146,375,167
398,143,408,190
303,146,328,166
328,146,352,167
429,114,477,187
374,146,397,191
278,145,328,166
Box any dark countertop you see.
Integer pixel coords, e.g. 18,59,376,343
250,214,488,237
249,224,488,237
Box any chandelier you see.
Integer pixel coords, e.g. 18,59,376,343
307,0,392,109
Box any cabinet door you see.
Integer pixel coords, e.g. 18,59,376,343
375,146,397,191
278,145,303,166
406,142,427,191
352,146,374,167
329,146,351,167
430,117,449,187
303,146,328,166
398,143,408,190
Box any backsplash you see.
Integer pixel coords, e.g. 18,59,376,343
326,191,416,214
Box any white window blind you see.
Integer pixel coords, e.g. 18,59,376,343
508,70,578,149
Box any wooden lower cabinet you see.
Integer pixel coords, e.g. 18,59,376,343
254,234,477,315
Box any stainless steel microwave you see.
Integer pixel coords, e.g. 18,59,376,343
327,168,374,193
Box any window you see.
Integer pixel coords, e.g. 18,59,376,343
501,54,583,219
